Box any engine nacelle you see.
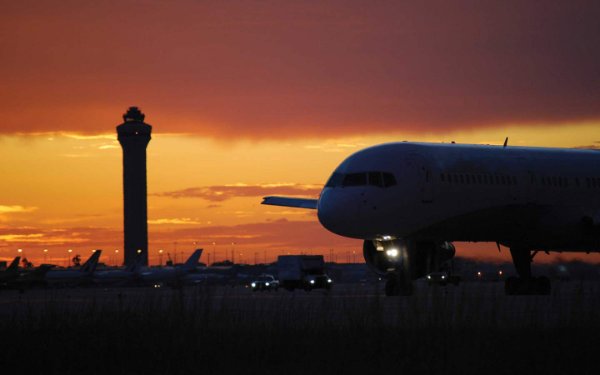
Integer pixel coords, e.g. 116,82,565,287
363,239,455,279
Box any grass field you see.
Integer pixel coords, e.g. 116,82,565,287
1,282,599,374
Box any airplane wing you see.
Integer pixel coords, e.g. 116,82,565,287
262,196,318,209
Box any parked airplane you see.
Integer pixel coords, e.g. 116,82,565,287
138,249,203,287
93,255,144,286
0,257,21,285
263,141,600,295
10,264,54,290
45,250,102,286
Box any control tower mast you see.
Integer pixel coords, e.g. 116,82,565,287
116,107,152,266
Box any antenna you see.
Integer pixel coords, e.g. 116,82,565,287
503,137,508,148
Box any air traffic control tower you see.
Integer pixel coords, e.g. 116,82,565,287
117,107,152,266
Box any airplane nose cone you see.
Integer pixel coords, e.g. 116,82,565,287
317,188,356,236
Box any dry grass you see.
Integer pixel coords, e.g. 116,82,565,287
0,282,599,374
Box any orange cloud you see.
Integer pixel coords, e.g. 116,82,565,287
154,184,322,202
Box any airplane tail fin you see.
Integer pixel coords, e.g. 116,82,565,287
7,256,21,272
80,250,102,274
182,249,203,272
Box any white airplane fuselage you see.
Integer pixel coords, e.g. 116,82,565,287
316,142,600,252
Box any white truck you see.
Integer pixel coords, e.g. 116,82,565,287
277,255,332,291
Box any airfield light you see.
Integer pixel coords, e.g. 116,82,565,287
385,248,399,258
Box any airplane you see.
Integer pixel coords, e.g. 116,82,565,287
138,249,203,287
93,255,144,286
0,257,21,285
9,264,54,290
262,141,600,296
45,250,102,286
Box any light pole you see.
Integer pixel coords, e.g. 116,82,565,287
158,249,164,266
212,242,216,263
67,249,73,267
114,249,120,266
43,249,48,263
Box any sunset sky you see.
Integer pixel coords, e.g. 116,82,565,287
1,1,600,266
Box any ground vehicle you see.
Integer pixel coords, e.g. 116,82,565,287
426,271,460,286
277,255,332,291
250,274,279,291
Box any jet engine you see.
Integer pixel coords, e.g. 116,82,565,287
363,239,455,279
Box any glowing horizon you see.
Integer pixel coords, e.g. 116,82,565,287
2,1,600,266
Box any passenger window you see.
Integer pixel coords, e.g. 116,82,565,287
382,173,397,187
368,172,384,187
325,172,344,188
343,173,367,187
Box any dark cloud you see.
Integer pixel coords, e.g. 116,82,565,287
1,1,599,138
154,184,321,202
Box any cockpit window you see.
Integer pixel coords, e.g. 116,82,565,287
326,171,397,188
382,172,397,187
368,172,384,187
343,173,367,187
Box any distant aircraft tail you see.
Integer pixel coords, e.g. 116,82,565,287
7,256,20,272
182,249,203,272
80,250,102,274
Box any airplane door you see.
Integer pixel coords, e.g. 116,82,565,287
508,158,527,202
406,154,434,203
